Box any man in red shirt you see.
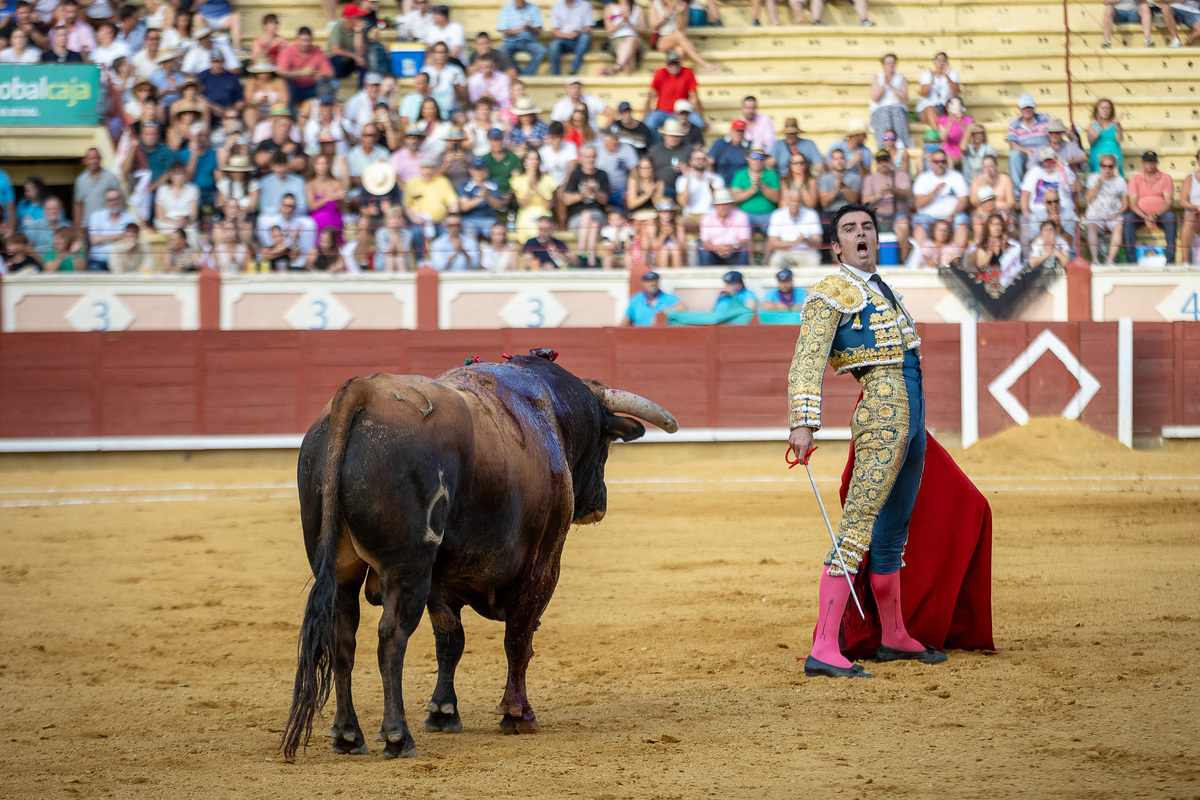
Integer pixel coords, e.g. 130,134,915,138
1122,150,1177,263
643,50,705,142
275,26,335,109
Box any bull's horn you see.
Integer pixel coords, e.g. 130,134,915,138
602,390,679,433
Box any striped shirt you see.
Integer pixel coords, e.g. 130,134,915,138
497,1,544,33
1006,112,1051,152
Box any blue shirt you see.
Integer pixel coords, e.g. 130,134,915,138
456,178,502,224
708,137,749,186
176,148,219,192
196,69,243,109
0,168,13,225
259,173,309,214
430,232,480,271
198,0,233,18
497,1,544,35
509,119,549,151
625,290,681,327
116,22,146,53
16,199,43,230
762,287,807,309
826,142,873,171
713,287,757,312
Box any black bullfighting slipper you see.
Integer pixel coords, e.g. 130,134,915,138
875,645,949,664
804,655,873,678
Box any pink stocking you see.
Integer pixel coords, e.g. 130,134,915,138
810,566,852,668
869,570,924,651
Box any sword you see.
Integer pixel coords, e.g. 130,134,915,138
786,445,866,619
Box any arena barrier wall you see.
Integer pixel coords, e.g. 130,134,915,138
4,266,1200,334
0,321,1195,450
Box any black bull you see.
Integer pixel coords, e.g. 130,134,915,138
282,352,678,761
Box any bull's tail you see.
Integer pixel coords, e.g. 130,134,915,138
281,378,368,762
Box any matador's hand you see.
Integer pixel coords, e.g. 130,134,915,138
788,426,815,465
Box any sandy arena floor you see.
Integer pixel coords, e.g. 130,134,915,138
0,419,1198,799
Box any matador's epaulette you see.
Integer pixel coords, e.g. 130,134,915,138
805,273,868,315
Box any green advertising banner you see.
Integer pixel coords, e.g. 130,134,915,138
0,64,101,126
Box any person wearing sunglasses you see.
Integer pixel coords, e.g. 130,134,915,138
1019,146,1078,255
911,147,969,250
1084,156,1128,264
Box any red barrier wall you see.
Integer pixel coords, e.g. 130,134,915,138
0,323,1194,440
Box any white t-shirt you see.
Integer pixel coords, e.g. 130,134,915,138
538,141,579,185
1021,164,1076,218
89,41,131,68
912,168,969,220
916,69,960,113
0,47,41,63
675,171,725,216
868,71,907,112
767,206,822,252
1085,173,1127,221
423,20,466,53
155,183,199,225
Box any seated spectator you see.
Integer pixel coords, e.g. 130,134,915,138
53,0,94,56
548,0,593,76
429,214,480,270
243,61,290,129
713,269,757,311
260,152,308,213
1182,149,1200,261
405,156,459,232
767,188,821,268
163,227,202,272
398,73,435,129
196,48,243,118
1123,150,1177,263
512,149,557,237
971,212,1022,277
771,118,824,179
72,148,123,237
496,0,547,76
810,0,872,25
613,101,652,154
180,26,234,76
562,144,609,267
918,218,963,267
1029,219,1072,270
341,72,383,140
936,98,972,166
818,148,863,218
644,202,685,267
115,6,146,59
422,42,467,116
523,215,570,269
374,205,415,272
87,189,139,271
161,10,193,55
1088,98,1125,174
647,0,718,73
124,122,177,219
626,155,664,218
828,120,872,179
256,193,316,267
412,96,455,158
0,25,38,60
276,27,334,109
389,126,427,185
960,123,994,185
204,219,251,273
780,151,819,211
260,225,297,270
600,0,645,76
1084,155,1128,264
698,189,750,266
154,161,199,243
595,126,639,209
509,97,549,153
672,101,705,150
564,103,595,148
676,148,724,228
648,119,690,199
599,209,634,269
216,152,259,211
648,49,700,136
400,0,435,43
1020,146,1077,248
464,97,501,157
1047,118,1088,172
1006,93,1051,190
467,52,512,108
550,77,610,128
440,128,472,194
308,228,344,272
424,5,466,62
1168,0,1198,44
731,143,780,251
458,157,505,237
539,121,579,187
480,221,518,271
25,195,66,256
862,149,912,258
622,270,682,326
43,227,84,273
0,3,50,52
917,52,960,129
468,32,518,78
483,127,523,195
760,268,806,311
708,119,749,187
41,24,81,62
869,53,911,149
252,14,286,64
737,95,774,150
327,6,368,83
307,153,346,238
1101,0,1180,47
16,176,44,231
219,196,257,248
3,232,41,273
911,147,970,248
969,154,1016,222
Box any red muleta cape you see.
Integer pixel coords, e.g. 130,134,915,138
821,432,997,659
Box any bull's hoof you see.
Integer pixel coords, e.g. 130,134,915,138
381,734,419,759
499,711,539,735
328,724,369,755
425,712,463,734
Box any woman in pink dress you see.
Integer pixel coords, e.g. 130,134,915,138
936,98,973,165
306,154,346,242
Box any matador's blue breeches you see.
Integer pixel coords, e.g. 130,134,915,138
825,348,926,576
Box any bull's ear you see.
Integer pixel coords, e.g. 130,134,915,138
605,414,646,443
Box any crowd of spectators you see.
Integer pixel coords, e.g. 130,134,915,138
0,0,1197,278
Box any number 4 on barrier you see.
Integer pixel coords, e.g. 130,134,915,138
1183,293,1199,322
